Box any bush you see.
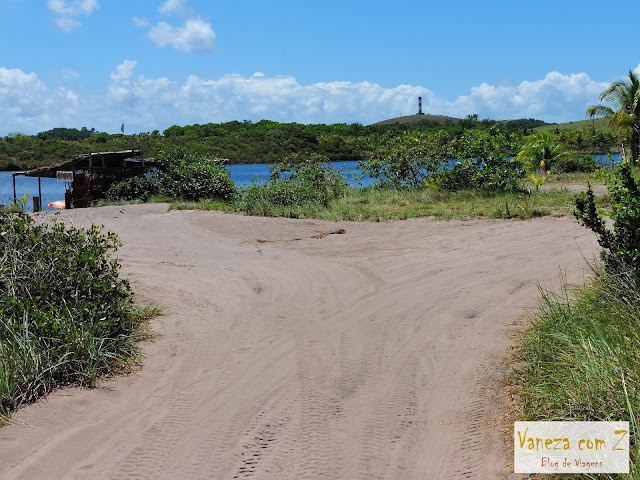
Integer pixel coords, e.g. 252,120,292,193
517,131,568,173
240,154,347,212
106,175,159,201
573,161,640,277
357,133,446,188
436,158,524,192
156,151,237,201
513,262,640,477
105,152,238,203
435,160,475,191
436,130,524,192
0,213,145,418
554,155,599,173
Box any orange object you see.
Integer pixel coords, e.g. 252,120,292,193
48,200,66,209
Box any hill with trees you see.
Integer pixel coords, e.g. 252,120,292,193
0,116,621,171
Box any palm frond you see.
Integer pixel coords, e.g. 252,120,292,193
587,104,614,118
610,110,633,129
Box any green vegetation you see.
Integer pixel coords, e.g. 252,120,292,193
512,263,640,479
239,154,347,215
574,161,640,277
534,119,624,159
517,131,570,173
99,135,607,221
510,160,640,478
536,117,611,132
0,117,557,172
436,129,524,191
167,185,584,222
38,127,98,141
553,154,600,173
588,69,640,164
107,150,237,202
358,128,524,191
0,213,154,422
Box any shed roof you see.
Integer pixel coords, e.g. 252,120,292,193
16,150,155,178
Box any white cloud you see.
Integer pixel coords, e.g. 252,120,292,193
51,68,80,83
448,71,609,123
132,16,150,28
53,16,81,33
148,17,216,53
98,62,610,130
47,0,98,15
0,67,79,133
137,1,215,53
159,0,194,17
0,61,621,136
47,0,99,32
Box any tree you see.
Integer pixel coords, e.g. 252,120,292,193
587,69,640,164
573,161,640,277
517,131,569,173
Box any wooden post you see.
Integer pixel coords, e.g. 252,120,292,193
33,196,41,212
12,174,16,202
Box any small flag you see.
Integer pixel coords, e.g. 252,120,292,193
121,123,124,134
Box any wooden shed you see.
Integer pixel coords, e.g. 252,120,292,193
15,150,156,208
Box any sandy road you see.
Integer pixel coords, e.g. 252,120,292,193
0,205,598,479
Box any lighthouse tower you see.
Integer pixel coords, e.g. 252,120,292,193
417,96,424,115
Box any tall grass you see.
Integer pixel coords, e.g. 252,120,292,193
0,213,154,423
511,261,640,479
167,186,588,222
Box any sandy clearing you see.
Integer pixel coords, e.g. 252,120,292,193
0,205,599,479
541,183,607,195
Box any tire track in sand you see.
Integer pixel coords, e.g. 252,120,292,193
0,206,599,480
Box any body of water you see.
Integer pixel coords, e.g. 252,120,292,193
0,155,621,212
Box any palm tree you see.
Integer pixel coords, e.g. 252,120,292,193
517,131,569,173
587,69,640,164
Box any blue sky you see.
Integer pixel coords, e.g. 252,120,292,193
1,0,640,135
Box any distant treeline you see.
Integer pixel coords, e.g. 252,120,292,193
0,117,618,171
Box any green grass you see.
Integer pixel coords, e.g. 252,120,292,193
535,117,611,132
509,264,640,479
0,203,20,213
164,185,596,221
544,171,604,185
97,171,611,222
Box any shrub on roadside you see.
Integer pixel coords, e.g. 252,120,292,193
513,262,640,478
359,129,523,192
436,129,524,192
510,160,640,478
106,175,159,201
554,155,599,173
0,213,146,419
240,154,347,213
106,151,238,203
157,151,237,201
573,161,640,277
357,133,445,188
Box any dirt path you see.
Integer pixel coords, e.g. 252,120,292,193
0,205,598,479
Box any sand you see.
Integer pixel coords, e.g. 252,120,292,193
0,204,599,479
